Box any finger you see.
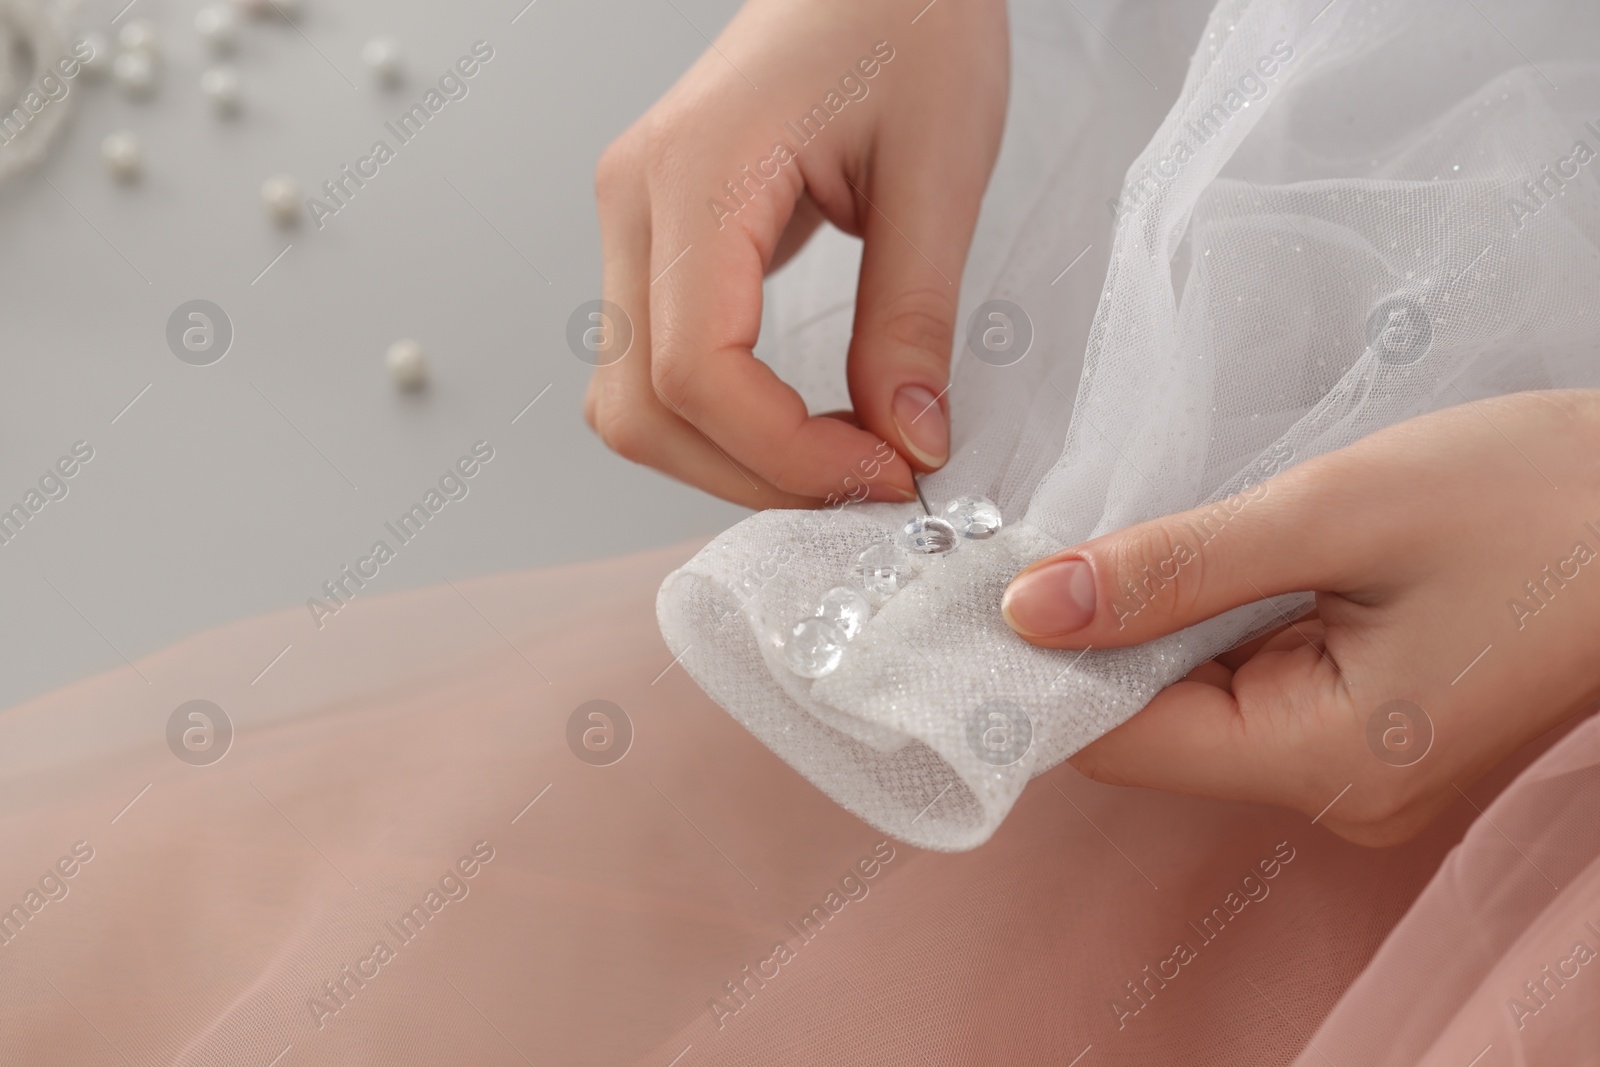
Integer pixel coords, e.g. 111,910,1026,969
1215,612,1319,670
1182,659,1234,689
645,135,918,503
769,191,825,274
1069,636,1339,810
1001,456,1368,649
842,139,985,471
587,134,815,510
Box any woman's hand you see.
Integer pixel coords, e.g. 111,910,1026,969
584,0,1009,509
1002,391,1600,845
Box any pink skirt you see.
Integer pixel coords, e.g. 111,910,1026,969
1,543,1594,1065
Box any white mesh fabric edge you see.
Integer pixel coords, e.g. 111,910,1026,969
660,0,1600,851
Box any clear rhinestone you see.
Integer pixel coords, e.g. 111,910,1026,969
898,515,959,555
855,543,911,598
944,494,1003,539
816,586,871,640
784,617,847,679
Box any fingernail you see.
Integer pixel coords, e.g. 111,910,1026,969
865,482,918,503
1002,558,1097,636
892,385,948,469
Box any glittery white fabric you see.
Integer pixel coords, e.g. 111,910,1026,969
660,0,1600,850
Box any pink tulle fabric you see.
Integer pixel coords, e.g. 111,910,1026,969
0,544,1594,1064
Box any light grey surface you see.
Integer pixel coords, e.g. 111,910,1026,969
0,0,750,710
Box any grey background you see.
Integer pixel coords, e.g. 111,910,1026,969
0,0,749,710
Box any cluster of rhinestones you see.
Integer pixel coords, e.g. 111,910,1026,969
781,494,1003,679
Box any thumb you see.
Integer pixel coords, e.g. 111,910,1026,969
1002,473,1351,649
844,145,988,472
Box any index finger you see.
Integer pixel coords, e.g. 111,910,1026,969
644,151,917,503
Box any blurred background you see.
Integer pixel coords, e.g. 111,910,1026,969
0,0,749,709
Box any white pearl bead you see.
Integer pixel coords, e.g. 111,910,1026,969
101,132,142,182
194,6,239,54
261,176,302,227
361,37,402,87
77,32,112,79
117,20,161,59
113,50,158,99
200,67,242,116
386,340,428,391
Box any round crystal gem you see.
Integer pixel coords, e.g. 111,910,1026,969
899,514,959,555
855,543,911,598
784,617,847,679
944,494,1003,539
816,586,871,640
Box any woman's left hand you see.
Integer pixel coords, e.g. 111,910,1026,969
1001,390,1600,845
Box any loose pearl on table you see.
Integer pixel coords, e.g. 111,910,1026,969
385,340,428,391
261,176,302,226
195,5,239,54
101,132,142,182
117,20,161,59
77,32,112,79
361,37,402,87
200,67,242,116
112,50,158,99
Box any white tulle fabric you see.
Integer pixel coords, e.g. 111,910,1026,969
658,0,1600,851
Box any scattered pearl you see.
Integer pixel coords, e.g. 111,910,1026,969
386,340,428,391
361,37,402,87
261,175,302,227
113,50,158,99
194,6,239,54
77,32,112,79
200,67,242,117
101,131,142,182
117,20,161,59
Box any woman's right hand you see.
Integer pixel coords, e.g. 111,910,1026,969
584,0,1010,509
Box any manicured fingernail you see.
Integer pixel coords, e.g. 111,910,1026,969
1002,558,1097,636
865,482,918,503
892,385,948,468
